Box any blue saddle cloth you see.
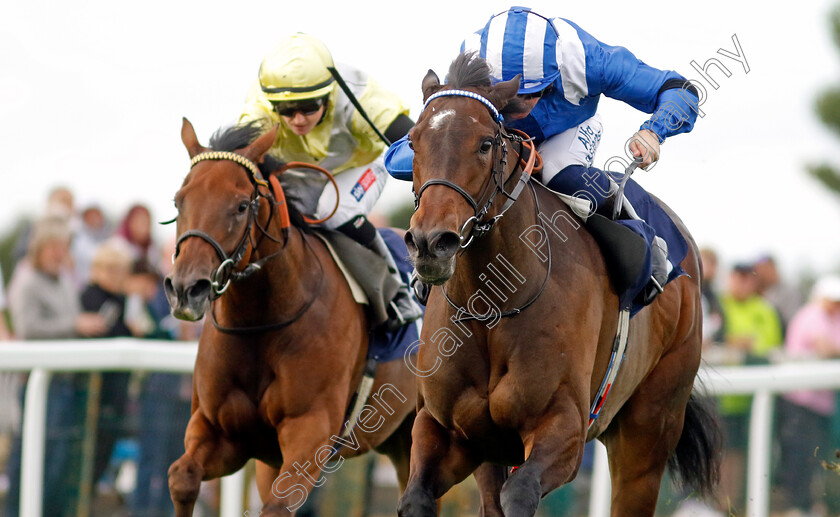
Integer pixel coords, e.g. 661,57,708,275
621,179,689,316
547,165,688,317
367,228,423,363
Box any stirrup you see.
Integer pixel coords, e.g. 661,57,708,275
640,275,666,305
650,276,664,294
384,288,422,331
409,271,430,306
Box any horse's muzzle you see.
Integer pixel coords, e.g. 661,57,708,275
164,275,212,321
405,228,460,285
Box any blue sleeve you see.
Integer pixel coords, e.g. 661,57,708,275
568,20,699,142
639,86,699,142
384,134,414,181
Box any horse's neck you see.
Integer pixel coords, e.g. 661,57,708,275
217,227,315,321
451,173,544,297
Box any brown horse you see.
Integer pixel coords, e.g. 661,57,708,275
397,54,720,517
164,119,416,516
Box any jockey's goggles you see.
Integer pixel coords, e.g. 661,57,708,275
272,97,327,118
519,84,554,100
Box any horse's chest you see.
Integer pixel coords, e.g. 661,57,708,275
426,385,490,438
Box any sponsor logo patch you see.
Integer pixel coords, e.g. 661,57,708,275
351,168,376,201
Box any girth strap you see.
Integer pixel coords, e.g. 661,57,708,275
588,309,631,429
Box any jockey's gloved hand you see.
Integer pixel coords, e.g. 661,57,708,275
628,129,661,170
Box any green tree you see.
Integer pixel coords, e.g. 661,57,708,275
811,4,840,198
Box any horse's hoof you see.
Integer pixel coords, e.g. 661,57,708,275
398,487,437,517
168,455,203,508
500,467,541,517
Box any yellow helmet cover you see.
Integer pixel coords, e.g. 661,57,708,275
259,33,336,102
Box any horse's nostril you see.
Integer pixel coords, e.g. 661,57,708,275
433,231,460,258
164,277,175,299
404,230,418,253
188,279,212,301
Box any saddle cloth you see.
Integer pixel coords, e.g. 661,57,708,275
316,228,422,363
554,190,687,316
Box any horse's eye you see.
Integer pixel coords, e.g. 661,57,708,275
237,201,249,213
479,139,493,154
408,138,415,151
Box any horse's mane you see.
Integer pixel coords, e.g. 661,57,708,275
443,52,528,117
445,52,494,89
209,122,311,232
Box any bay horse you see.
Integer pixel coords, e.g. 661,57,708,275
398,54,720,517
164,119,416,516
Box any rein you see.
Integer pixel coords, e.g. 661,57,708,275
442,180,553,323
416,89,549,321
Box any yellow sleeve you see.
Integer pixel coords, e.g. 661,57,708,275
352,76,410,146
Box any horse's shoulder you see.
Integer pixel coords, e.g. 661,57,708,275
531,181,596,241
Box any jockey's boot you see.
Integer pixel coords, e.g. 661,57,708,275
369,232,424,329
640,235,671,305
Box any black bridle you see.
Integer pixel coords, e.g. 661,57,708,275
173,198,262,298
413,89,549,322
413,89,537,249
172,151,281,300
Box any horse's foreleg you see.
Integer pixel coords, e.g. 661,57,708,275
169,411,249,517
398,408,478,517
373,412,415,493
473,463,506,517
500,403,587,517
255,461,280,503
259,414,335,517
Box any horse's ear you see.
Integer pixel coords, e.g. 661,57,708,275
421,70,442,102
492,74,522,107
243,125,278,163
181,118,206,159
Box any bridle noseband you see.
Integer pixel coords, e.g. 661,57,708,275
413,88,549,322
414,89,538,249
171,152,340,334
172,151,280,300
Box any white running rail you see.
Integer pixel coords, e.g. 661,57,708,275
0,339,245,517
589,359,840,517
3,340,840,517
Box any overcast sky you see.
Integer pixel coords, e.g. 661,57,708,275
2,0,839,281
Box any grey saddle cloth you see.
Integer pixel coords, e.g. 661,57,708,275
318,229,401,329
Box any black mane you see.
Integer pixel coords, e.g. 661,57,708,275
443,52,527,117
208,122,311,232
445,52,493,89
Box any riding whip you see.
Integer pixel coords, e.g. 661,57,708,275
612,156,644,220
327,66,392,146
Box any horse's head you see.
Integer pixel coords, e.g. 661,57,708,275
164,118,278,321
405,53,523,284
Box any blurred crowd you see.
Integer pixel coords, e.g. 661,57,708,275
0,186,204,516
694,247,840,517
